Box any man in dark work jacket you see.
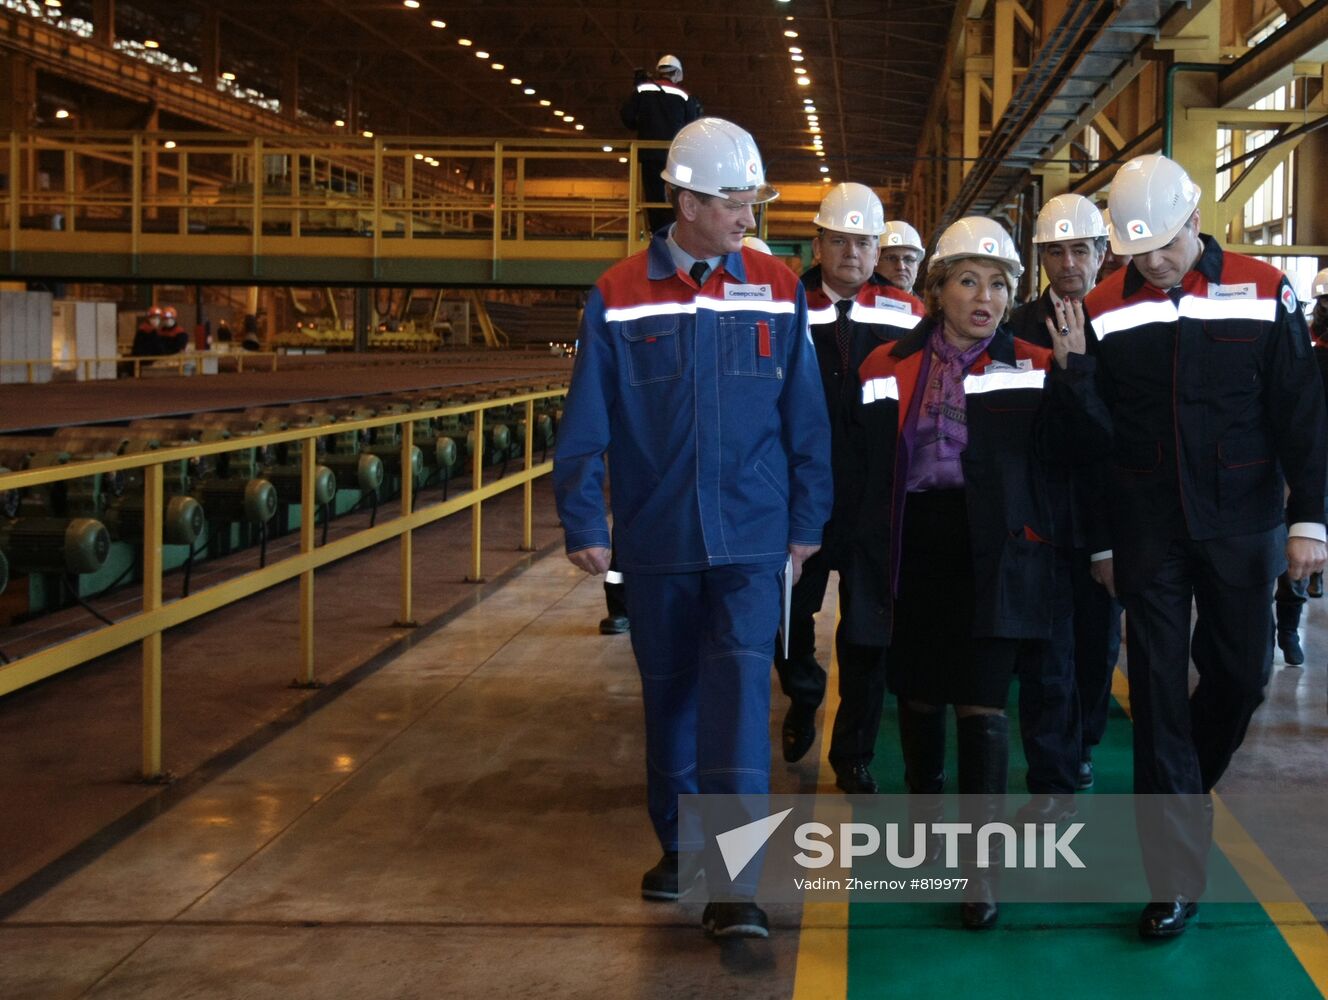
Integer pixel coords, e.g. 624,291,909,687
773,182,924,795
1006,194,1121,818
1085,154,1328,939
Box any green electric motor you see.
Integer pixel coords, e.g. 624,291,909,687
0,516,111,574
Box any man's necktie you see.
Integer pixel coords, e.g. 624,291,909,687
690,260,709,286
835,299,853,374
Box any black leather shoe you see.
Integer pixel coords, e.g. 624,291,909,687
1076,757,1094,791
1278,629,1305,666
961,898,999,930
599,614,630,635
782,702,817,763
1138,897,1198,938
834,762,878,795
1014,793,1078,827
641,852,683,901
702,901,769,939
961,875,999,930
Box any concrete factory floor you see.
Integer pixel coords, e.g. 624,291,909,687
2,509,1328,997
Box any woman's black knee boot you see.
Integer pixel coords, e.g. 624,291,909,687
898,700,947,863
957,713,1010,930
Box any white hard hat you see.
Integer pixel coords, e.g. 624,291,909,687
742,235,773,255
1313,268,1328,298
881,221,924,254
813,182,885,236
1033,193,1108,243
656,54,683,80
661,117,779,204
931,217,1024,280
1107,153,1201,255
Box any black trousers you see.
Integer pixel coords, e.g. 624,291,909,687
1073,547,1122,752
773,550,888,769
639,154,672,234
1274,570,1307,632
1016,548,1081,793
1122,537,1274,898
604,547,627,618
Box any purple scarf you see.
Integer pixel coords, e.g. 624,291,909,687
923,325,992,459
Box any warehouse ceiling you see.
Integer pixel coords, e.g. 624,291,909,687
41,0,959,195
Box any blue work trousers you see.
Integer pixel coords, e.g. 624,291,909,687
624,564,780,876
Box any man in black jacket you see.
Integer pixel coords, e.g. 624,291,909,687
1086,154,1328,939
774,182,924,794
1007,194,1121,814
620,55,703,234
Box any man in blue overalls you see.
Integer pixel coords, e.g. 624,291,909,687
554,117,832,940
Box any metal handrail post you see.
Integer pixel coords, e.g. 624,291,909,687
397,419,417,626
296,440,316,685
141,462,165,779
469,407,484,581
521,399,534,551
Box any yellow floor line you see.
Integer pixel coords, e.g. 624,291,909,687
792,605,849,1000
1111,665,1328,988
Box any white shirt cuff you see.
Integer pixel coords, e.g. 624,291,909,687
1289,522,1327,542
1090,550,1112,562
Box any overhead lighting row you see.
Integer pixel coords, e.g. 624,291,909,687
398,0,584,132
782,14,830,182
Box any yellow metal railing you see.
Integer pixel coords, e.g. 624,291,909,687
0,389,559,778
1,130,677,259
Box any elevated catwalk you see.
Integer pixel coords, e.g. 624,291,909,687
2,548,1326,998
0,352,574,433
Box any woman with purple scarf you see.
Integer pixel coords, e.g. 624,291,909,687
844,217,1109,930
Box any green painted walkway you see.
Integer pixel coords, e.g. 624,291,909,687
842,693,1325,998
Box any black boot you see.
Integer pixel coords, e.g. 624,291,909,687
898,700,947,863
957,713,1010,930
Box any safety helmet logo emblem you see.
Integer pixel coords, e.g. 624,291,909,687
887,233,902,245
1055,219,1072,236
979,238,997,254
846,211,863,229
1127,219,1151,238
1283,285,1297,312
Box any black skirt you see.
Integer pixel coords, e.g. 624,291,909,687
886,488,1019,708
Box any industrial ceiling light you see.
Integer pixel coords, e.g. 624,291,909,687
797,77,811,86
523,87,535,95
784,30,797,38
539,99,551,106
602,146,613,152
362,130,374,137
143,39,159,48
475,51,489,59
334,118,345,127
510,77,523,85
574,124,584,131
457,38,472,46
430,19,445,28
54,108,70,119
403,0,420,8
491,63,504,70
222,71,236,81
788,47,801,54
163,140,177,148
618,156,628,163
